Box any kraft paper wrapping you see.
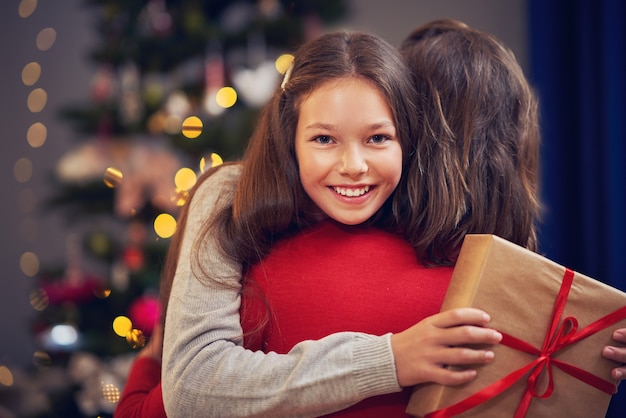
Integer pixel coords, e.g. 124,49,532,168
406,234,626,418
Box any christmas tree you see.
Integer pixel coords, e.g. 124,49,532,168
19,1,348,416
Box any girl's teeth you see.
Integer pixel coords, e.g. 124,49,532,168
333,186,370,196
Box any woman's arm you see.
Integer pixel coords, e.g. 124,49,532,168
161,164,400,418
115,320,166,418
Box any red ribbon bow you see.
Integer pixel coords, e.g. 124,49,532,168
426,268,626,418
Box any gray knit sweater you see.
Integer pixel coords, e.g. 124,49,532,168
162,164,401,417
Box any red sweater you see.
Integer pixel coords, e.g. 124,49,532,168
114,356,164,418
115,221,452,417
241,220,453,417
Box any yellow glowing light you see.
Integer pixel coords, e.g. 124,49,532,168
32,351,51,368
113,316,133,337
172,189,189,207
36,27,56,51
181,116,203,139
102,382,121,403
27,122,47,148
22,62,41,86
13,157,33,183
27,88,47,113
126,328,146,349
174,167,197,191
0,366,14,387
199,152,224,172
103,167,123,188
19,0,38,18
275,54,295,74
216,87,237,108
20,251,39,277
29,288,49,311
154,213,177,238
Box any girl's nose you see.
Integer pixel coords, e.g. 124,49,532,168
339,146,368,176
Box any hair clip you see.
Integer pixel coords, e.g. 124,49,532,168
280,60,294,91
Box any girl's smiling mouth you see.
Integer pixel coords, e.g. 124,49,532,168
331,185,371,197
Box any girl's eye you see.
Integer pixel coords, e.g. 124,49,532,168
369,134,390,144
313,135,333,145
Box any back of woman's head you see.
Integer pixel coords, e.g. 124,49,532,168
400,19,541,266
224,31,419,265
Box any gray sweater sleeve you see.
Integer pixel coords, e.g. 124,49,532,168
161,164,401,418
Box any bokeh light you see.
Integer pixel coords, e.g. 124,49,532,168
27,88,47,112
18,0,38,18
102,382,121,404
29,287,49,311
22,62,41,86
215,86,237,108
181,115,203,139
103,167,123,188
154,213,176,238
50,324,79,347
199,152,223,172
93,287,112,299
20,251,40,277
0,366,14,387
32,351,52,369
126,328,146,349
14,157,33,183
27,122,47,148
275,53,295,74
172,189,189,207
113,316,132,337
36,27,56,51
174,167,197,191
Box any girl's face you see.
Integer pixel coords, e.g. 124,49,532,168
295,77,402,225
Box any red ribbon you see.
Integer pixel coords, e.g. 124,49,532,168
425,268,626,418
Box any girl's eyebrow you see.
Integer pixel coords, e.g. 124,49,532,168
303,121,396,131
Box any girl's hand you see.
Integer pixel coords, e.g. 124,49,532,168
602,328,626,381
390,308,502,387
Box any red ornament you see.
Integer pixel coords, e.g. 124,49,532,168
41,275,103,305
122,247,145,271
128,295,161,336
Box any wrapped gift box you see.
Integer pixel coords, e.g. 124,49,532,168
406,234,626,418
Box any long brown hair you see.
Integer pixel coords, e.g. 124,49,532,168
399,19,541,266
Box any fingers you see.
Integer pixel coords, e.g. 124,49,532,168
612,329,626,344
391,308,502,387
425,365,478,386
602,329,626,381
431,308,493,329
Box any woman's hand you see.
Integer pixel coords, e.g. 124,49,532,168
390,308,502,387
603,328,626,381
137,322,164,363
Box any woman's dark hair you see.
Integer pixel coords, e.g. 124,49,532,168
399,19,541,266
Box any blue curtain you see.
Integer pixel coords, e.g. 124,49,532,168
528,0,626,416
